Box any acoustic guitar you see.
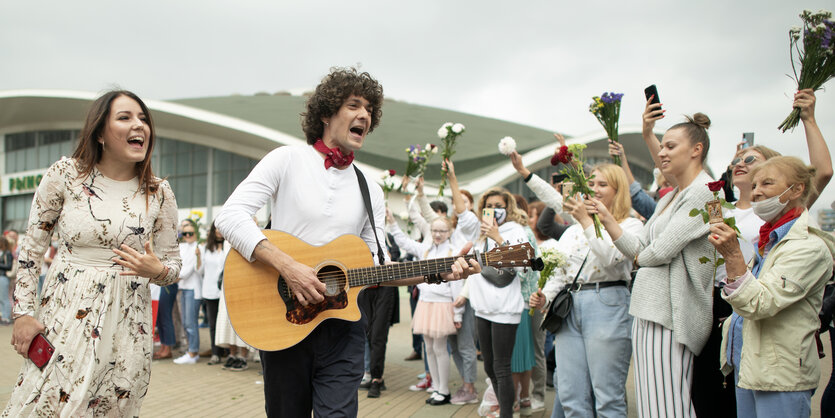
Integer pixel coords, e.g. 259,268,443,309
223,230,538,351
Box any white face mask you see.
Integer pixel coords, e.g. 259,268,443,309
493,208,507,224
751,185,794,223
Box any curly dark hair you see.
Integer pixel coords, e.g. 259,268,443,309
301,67,384,144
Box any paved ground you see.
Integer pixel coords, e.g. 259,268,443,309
0,289,829,417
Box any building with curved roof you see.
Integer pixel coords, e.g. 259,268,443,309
0,89,659,230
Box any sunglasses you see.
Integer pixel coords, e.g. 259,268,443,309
182,231,195,237
731,155,758,166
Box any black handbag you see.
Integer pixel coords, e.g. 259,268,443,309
480,240,516,288
540,254,588,334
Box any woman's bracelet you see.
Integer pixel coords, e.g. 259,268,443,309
152,265,169,281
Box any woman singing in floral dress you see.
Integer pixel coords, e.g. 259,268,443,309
3,90,181,417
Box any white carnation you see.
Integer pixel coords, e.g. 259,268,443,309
398,211,410,221
452,123,465,134
498,136,517,156
437,127,449,139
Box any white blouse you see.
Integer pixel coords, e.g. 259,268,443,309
541,218,642,303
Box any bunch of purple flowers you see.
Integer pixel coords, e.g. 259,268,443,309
589,92,624,165
778,9,835,132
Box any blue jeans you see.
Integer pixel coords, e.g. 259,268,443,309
555,285,632,418
448,301,478,383
0,275,9,321
156,283,178,346
180,289,201,354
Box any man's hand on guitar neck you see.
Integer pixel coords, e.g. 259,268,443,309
254,239,326,306
441,242,481,282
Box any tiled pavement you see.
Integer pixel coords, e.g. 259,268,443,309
0,289,829,417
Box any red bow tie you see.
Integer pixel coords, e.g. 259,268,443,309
313,139,354,169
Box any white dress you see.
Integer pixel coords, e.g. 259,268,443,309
2,158,181,417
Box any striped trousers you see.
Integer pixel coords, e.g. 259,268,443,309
633,319,696,418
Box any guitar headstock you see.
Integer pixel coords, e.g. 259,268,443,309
484,242,536,268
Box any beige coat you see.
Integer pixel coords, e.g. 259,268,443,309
720,210,835,391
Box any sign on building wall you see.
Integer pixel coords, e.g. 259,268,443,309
2,170,46,196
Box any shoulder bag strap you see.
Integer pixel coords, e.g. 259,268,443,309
353,165,386,267
567,251,590,291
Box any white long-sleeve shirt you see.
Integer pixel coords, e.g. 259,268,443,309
215,145,389,269
541,218,643,303
466,221,529,324
179,241,202,299
200,244,229,300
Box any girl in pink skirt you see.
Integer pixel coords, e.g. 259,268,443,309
387,213,463,405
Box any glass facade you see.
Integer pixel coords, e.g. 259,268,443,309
1,130,259,231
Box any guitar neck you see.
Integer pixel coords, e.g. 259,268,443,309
347,253,485,287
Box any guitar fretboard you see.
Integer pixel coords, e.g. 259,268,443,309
347,253,485,287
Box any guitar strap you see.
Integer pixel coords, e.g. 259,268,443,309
353,165,386,268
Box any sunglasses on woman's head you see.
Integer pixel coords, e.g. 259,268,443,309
182,231,195,237
731,155,758,166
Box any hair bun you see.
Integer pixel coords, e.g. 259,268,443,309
687,113,711,130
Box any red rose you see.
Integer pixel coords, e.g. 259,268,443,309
707,180,725,192
550,154,560,166
388,169,396,176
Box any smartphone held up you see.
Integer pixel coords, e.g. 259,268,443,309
644,84,662,113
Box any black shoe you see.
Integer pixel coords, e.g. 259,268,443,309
367,380,385,398
404,351,421,361
428,392,451,405
221,357,237,370
229,358,248,372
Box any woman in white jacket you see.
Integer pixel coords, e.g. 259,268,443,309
466,187,530,418
388,212,463,406
175,219,203,365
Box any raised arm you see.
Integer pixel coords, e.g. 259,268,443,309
445,160,467,216
641,96,675,187
796,89,832,207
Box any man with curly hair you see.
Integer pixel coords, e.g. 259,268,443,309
216,67,480,417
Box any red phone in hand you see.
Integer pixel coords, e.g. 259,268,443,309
28,333,54,369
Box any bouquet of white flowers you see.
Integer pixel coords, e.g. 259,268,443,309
380,169,397,201
437,122,465,196
498,136,517,156
529,247,567,315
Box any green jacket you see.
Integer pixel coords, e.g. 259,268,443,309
719,210,835,391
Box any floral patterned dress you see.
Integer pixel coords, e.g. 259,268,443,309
2,158,181,417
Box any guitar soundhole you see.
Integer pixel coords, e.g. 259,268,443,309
277,264,349,325
318,265,346,296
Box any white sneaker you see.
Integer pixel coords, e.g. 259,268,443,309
173,353,199,364
530,397,545,413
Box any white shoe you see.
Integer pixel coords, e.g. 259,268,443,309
530,397,545,413
173,353,199,364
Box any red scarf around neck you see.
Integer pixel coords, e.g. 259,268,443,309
313,139,354,169
757,206,803,254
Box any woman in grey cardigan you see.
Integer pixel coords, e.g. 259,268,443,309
589,113,716,418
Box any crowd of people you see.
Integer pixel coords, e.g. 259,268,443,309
0,67,833,418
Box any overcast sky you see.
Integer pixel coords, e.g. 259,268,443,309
2,1,834,214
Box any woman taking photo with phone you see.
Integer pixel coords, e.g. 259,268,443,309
462,187,530,418
589,113,716,417
530,163,641,417
710,156,834,418
4,90,181,416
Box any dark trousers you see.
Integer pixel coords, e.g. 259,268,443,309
477,317,518,418
156,283,178,346
204,298,223,357
822,327,835,416
692,289,737,418
260,319,366,418
358,286,397,379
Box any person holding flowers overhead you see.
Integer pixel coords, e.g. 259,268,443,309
529,163,640,418
589,113,717,418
